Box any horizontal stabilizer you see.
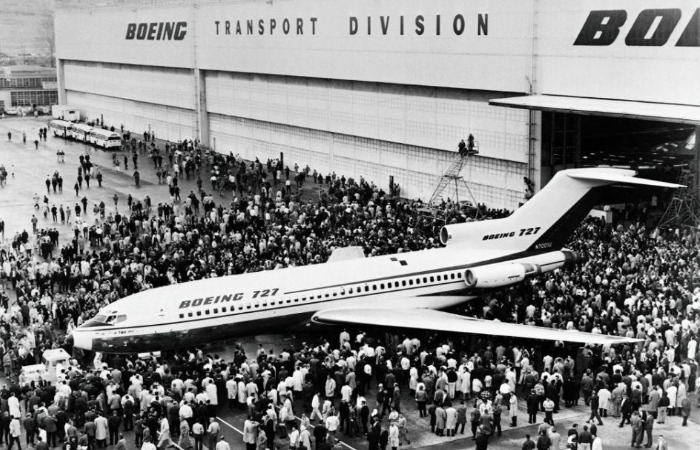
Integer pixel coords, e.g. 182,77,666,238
567,169,684,188
312,308,642,345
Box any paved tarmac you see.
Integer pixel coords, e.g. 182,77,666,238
0,116,699,449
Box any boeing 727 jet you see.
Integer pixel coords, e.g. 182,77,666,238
68,168,679,353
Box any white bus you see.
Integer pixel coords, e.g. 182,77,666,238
68,123,93,142
48,119,71,138
88,129,122,150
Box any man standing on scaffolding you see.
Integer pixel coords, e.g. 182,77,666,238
458,139,467,156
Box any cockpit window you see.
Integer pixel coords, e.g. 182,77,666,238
105,314,127,324
82,313,126,327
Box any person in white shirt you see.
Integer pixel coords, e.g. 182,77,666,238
215,436,231,450
141,437,157,450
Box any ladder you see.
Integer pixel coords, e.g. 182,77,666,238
657,168,699,229
427,140,480,216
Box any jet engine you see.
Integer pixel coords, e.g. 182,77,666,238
463,250,579,289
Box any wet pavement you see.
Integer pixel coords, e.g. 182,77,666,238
0,116,698,449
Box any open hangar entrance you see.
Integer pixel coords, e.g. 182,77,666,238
491,95,700,225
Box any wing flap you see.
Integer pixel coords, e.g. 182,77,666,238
312,308,641,345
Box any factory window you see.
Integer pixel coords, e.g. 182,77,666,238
10,90,58,107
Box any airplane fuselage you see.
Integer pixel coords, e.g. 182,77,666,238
71,244,540,353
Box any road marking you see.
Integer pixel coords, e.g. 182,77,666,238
216,416,244,435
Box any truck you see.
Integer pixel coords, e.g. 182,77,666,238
51,105,80,122
19,348,74,387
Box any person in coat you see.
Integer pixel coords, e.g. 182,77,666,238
179,419,193,449
435,405,447,436
643,410,654,447
95,414,109,448
647,386,661,419
157,416,173,450
680,397,692,426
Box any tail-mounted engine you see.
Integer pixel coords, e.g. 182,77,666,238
463,250,579,289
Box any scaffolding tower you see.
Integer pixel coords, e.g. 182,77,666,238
426,140,480,219
657,168,700,229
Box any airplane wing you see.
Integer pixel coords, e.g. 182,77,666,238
312,308,642,345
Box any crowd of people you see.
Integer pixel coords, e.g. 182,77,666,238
0,126,698,450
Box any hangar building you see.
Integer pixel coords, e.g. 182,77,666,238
54,0,700,209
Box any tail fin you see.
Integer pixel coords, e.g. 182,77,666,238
440,168,681,253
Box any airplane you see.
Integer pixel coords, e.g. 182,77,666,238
67,168,680,353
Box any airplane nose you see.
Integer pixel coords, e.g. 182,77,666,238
69,332,93,351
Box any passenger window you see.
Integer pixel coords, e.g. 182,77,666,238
302,297,307,302
213,308,218,314
222,307,227,313
294,298,300,303
408,279,413,286
430,276,434,282
365,286,369,292
451,273,455,280
179,314,184,319
372,285,377,291
416,279,420,285
188,313,193,318
205,310,210,315
196,311,202,317
380,283,385,290
457,272,462,278
286,299,292,304
423,277,428,283
270,301,275,306
349,288,353,294
402,280,406,287
333,292,337,297
436,275,441,281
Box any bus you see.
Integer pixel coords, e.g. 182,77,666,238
68,123,93,142
48,119,71,138
88,129,122,150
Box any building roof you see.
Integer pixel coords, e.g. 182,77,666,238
2,65,56,77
